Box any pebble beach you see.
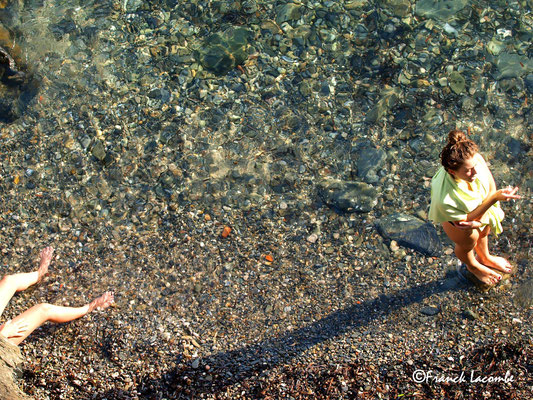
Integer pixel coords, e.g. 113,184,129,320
1,0,531,398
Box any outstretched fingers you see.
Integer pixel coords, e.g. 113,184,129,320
0,318,29,339
502,186,521,200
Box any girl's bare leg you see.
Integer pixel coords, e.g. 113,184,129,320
442,223,501,285
0,247,54,316
474,226,512,273
6,291,114,345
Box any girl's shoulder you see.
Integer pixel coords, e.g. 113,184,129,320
474,152,490,172
473,152,487,164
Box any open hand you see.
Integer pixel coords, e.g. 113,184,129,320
0,318,28,338
454,220,483,230
495,186,520,202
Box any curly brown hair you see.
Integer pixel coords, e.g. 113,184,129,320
440,130,478,171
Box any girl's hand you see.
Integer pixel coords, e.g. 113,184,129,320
0,318,28,338
494,186,520,202
454,220,483,230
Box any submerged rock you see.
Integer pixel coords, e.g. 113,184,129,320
448,71,465,94
380,0,412,17
493,52,532,80
365,87,400,123
197,27,253,75
353,141,387,184
415,0,468,21
275,2,304,25
0,46,25,84
318,179,378,213
0,26,39,123
375,213,442,256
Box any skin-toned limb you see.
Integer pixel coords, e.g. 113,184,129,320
474,225,512,273
464,186,520,222
442,222,501,285
0,246,54,317
4,291,114,345
453,220,483,230
37,246,54,281
0,318,28,338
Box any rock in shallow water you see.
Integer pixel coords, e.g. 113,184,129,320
318,179,378,214
415,0,468,21
493,52,532,80
375,213,441,256
197,27,253,75
353,141,387,184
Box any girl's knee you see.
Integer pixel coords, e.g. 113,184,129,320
34,303,54,315
463,230,480,248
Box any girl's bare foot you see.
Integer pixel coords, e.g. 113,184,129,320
466,263,502,285
88,291,114,312
477,255,512,274
37,246,54,281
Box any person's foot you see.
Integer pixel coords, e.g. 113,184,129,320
476,255,512,274
465,263,502,285
37,246,54,281
89,291,114,312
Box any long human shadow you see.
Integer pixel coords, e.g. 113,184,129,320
102,272,469,398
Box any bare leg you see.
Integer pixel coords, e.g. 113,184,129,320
5,291,114,345
0,247,54,316
474,226,512,273
442,223,501,285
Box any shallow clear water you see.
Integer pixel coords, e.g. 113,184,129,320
1,0,531,267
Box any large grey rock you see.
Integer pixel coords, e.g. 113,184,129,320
0,336,30,399
318,179,378,213
375,213,442,256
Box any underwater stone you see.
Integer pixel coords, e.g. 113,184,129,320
486,38,505,56
365,88,400,123
493,53,532,80
123,0,143,12
415,0,468,21
197,27,253,75
448,71,465,94
318,179,378,213
275,2,304,25
380,0,411,17
91,140,106,161
353,141,387,184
